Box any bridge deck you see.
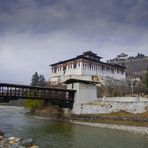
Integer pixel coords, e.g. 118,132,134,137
0,83,76,108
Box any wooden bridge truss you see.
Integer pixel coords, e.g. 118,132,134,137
0,83,76,108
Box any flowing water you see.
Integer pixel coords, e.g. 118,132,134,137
0,106,148,148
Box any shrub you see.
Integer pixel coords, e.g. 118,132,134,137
24,99,44,110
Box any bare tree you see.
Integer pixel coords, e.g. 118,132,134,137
104,77,115,97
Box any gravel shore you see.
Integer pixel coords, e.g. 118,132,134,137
72,121,148,135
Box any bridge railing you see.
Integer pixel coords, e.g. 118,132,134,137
0,83,76,103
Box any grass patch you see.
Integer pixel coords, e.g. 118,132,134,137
138,112,148,118
95,111,148,118
97,110,133,117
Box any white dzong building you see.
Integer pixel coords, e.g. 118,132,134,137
49,51,126,84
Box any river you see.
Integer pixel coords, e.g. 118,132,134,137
0,106,148,148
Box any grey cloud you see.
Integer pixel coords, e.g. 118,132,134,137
0,0,148,83
0,0,148,33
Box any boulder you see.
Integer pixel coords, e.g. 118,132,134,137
0,136,3,140
30,145,39,148
9,143,26,148
1,139,10,148
1,138,26,148
0,130,4,137
20,138,33,147
8,136,16,144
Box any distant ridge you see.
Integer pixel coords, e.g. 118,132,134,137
108,53,148,77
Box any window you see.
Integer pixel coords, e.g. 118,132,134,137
102,65,105,70
83,63,85,69
73,63,77,68
89,64,91,70
63,66,66,71
54,68,57,73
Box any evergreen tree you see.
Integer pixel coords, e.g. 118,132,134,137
37,75,46,86
31,72,39,86
25,72,46,110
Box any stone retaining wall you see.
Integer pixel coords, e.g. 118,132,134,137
79,97,148,114
97,97,147,102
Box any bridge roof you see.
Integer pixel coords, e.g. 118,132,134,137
0,83,76,92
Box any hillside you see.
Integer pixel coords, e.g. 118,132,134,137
109,56,148,76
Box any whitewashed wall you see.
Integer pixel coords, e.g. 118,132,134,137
50,61,126,83
67,82,97,114
81,67,125,80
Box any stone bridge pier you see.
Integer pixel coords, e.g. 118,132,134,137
65,79,98,114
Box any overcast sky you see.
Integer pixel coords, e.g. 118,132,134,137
0,0,148,84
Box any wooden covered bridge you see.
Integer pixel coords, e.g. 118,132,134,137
0,83,76,108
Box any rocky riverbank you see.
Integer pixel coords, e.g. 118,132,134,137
27,107,148,135
72,121,148,135
0,130,39,148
